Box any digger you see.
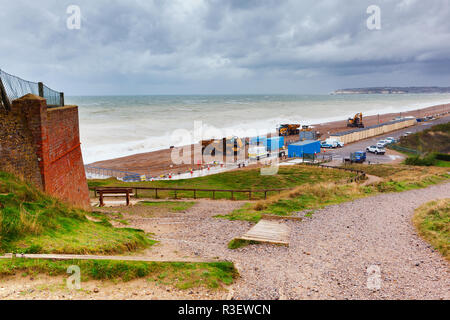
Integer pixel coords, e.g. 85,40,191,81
347,113,364,128
277,124,300,136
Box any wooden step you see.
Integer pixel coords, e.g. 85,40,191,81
235,219,290,246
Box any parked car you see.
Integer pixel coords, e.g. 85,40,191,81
402,131,413,137
377,140,389,148
320,141,334,148
344,151,366,164
366,145,386,155
325,138,344,148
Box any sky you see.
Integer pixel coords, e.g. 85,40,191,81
1,0,450,95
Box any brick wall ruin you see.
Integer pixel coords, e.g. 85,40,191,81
0,94,90,210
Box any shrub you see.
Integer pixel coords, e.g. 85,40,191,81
405,153,437,166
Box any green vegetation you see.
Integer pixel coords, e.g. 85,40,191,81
88,165,356,200
398,122,450,154
139,201,195,212
412,199,449,260
227,239,258,250
0,172,154,254
390,122,450,167
0,258,238,289
404,152,450,167
219,165,450,222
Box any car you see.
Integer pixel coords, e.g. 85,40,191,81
402,131,413,137
344,151,366,163
385,137,396,144
366,145,385,155
377,140,389,148
320,141,334,148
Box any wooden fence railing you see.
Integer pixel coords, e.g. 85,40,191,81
90,164,366,201
91,186,289,201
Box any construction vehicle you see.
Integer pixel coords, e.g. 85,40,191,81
347,113,364,128
299,125,322,140
201,136,244,156
277,124,300,136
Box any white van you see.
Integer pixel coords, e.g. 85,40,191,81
248,146,268,160
325,138,344,148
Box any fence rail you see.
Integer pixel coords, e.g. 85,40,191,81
91,186,289,200
90,163,366,201
387,144,421,155
85,165,141,180
0,69,64,111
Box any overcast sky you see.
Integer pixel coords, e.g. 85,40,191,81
1,0,449,95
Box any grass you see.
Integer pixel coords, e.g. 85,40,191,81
397,122,450,154
389,122,450,167
218,164,450,222
227,239,258,249
412,199,449,261
0,258,238,290
88,165,356,200
0,171,154,254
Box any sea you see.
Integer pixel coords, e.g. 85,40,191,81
66,94,450,164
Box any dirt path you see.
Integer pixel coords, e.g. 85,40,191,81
158,183,450,299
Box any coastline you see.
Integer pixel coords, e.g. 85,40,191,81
88,102,450,177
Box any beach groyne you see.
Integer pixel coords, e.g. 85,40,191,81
0,94,90,210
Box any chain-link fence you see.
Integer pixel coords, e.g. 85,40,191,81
0,69,64,111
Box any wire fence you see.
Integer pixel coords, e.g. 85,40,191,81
0,69,64,111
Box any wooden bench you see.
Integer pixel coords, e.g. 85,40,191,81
96,188,134,207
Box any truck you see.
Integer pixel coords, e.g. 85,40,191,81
277,124,300,136
344,151,366,164
248,146,269,160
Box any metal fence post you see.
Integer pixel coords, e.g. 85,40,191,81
0,77,11,111
38,82,44,98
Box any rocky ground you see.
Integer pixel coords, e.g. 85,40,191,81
140,184,450,300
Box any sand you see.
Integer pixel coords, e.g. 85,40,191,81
89,103,450,177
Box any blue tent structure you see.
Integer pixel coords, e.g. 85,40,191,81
288,140,321,158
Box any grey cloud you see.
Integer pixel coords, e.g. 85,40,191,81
0,0,449,94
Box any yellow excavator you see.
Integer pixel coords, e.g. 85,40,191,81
277,124,300,136
347,113,364,128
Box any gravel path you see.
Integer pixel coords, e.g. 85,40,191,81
163,183,450,300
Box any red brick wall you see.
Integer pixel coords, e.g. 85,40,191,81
46,106,91,210
2,94,91,210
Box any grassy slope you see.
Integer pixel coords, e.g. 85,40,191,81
412,199,449,260
0,258,238,290
89,165,356,200
219,164,450,222
0,172,153,254
398,122,450,154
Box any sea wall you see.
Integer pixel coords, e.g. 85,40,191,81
329,118,417,144
0,94,90,210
